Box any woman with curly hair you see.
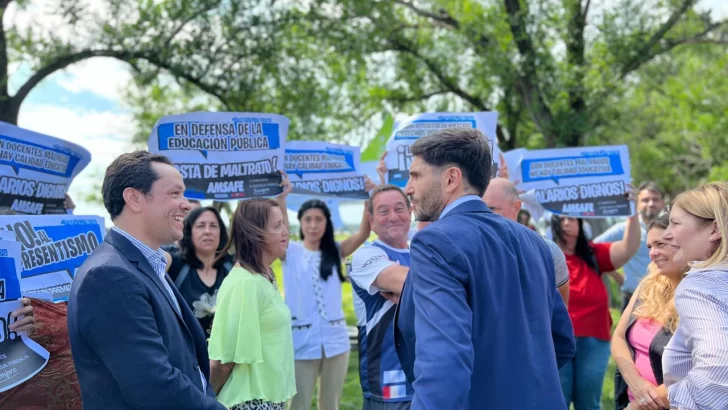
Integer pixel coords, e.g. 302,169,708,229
612,214,687,410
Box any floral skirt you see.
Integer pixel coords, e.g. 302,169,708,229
230,399,285,410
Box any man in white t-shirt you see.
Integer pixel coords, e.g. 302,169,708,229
349,185,413,410
483,178,570,305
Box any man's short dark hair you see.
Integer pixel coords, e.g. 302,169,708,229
637,181,663,198
102,151,174,220
410,128,492,196
368,184,410,214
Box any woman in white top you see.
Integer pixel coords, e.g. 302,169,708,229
277,174,374,410
661,182,728,410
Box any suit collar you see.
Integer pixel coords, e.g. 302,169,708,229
105,229,186,324
440,197,490,218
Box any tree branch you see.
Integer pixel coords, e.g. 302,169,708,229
584,0,593,21
502,0,557,146
591,18,727,116
387,89,451,103
392,0,490,48
163,1,222,49
393,0,460,28
388,37,489,112
0,3,8,101
618,0,698,79
12,48,230,110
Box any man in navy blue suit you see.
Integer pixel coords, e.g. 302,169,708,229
395,129,575,410
67,151,226,410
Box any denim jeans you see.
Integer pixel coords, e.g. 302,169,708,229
559,336,611,410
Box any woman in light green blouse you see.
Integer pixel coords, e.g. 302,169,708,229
208,197,296,410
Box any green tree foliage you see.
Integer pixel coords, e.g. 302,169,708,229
592,47,728,196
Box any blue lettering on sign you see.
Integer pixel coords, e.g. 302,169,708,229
0,135,81,178
284,149,356,178
0,257,21,301
393,119,477,141
157,120,280,158
520,152,624,185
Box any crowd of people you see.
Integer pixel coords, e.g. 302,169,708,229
1,127,728,410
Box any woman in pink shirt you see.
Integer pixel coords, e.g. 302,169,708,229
611,214,687,410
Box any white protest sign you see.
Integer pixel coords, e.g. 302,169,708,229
0,122,91,215
284,141,368,199
518,145,634,218
0,238,50,393
384,112,502,187
0,215,105,303
148,112,288,200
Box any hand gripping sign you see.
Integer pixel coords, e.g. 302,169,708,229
0,235,50,393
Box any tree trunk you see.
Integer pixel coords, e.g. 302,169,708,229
0,99,19,125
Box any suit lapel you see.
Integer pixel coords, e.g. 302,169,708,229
105,230,186,324
166,273,209,376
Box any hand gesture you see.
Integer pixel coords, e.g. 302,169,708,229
63,194,76,211
628,377,668,410
9,298,36,337
364,175,377,192
277,170,293,198
498,152,509,180
376,151,387,185
380,291,400,304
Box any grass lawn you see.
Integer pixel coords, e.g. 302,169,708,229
272,258,622,410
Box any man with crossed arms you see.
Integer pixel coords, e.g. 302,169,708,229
350,184,414,410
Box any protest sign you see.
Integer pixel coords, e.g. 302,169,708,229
284,141,368,199
0,237,50,393
0,215,105,303
384,112,502,187
148,112,288,200
518,145,634,218
0,122,91,215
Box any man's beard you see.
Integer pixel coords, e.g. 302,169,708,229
412,184,444,222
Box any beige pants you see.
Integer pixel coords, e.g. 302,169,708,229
288,350,350,410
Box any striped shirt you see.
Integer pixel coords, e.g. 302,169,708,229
112,227,206,393
662,266,728,409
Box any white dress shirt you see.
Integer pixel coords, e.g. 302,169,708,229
663,266,728,409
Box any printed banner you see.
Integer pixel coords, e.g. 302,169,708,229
384,112,503,187
284,141,368,199
517,145,634,218
0,215,105,303
148,112,288,200
0,122,91,215
0,237,50,393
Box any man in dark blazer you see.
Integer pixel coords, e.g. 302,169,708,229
395,129,575,410
67,151,226,410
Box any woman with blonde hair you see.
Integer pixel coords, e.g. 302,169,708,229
612,214,688,410
207,198,296,410
661,182,728,409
